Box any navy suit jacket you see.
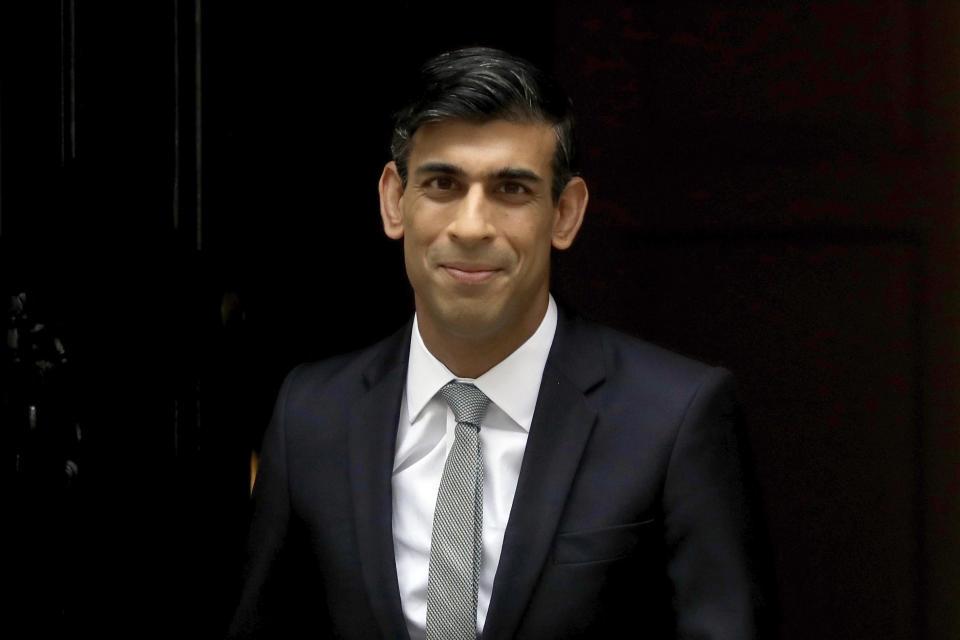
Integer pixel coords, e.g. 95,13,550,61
228,306,775,639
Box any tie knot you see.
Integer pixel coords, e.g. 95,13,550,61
439,381,491,428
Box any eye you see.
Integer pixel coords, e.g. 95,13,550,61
497,182,530,195
426,176,457,190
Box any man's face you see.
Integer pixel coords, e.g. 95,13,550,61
390,119,564,344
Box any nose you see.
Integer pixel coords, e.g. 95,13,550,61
447,184,494,243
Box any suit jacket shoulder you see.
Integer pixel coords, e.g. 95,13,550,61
549,309,737,435
281,320,412,407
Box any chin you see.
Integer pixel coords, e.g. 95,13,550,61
437,301,508,339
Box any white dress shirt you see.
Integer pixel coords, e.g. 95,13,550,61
392,295,558,640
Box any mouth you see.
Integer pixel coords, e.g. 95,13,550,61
440,263,500,284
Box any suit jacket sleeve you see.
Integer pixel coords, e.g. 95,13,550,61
227,365,336,639
226,365,295,639
662,367,776,639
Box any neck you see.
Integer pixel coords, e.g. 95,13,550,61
417,294,549,379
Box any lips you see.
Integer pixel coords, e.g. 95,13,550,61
440,262,500,284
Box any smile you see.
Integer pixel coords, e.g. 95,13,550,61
440,264,500,284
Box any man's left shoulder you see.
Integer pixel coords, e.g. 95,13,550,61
556,312,733,388
553,309,736,409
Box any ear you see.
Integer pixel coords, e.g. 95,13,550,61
551,176,588,250
379,161,405,240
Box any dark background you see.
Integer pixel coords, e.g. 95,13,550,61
2,2,957,638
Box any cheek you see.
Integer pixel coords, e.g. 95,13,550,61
511,220,554,260
403,207,444,247
402,215,428,249
402,226,440,285
403,236,425,277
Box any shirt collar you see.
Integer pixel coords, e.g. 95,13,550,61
406,295,558,432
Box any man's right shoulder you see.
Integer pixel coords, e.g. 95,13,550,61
277,320,412,402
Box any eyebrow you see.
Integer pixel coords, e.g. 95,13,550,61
414,162,544,183
413,162,466,177
491,167,543,183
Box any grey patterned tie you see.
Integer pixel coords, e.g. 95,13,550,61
425,381,491,640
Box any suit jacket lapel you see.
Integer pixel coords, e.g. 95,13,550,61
483,309,605,640
348,321,412,640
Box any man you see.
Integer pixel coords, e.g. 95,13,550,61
229,47,774,639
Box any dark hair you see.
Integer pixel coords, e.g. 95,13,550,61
390,47,577,202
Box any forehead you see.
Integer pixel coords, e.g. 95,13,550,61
408,119,557,174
